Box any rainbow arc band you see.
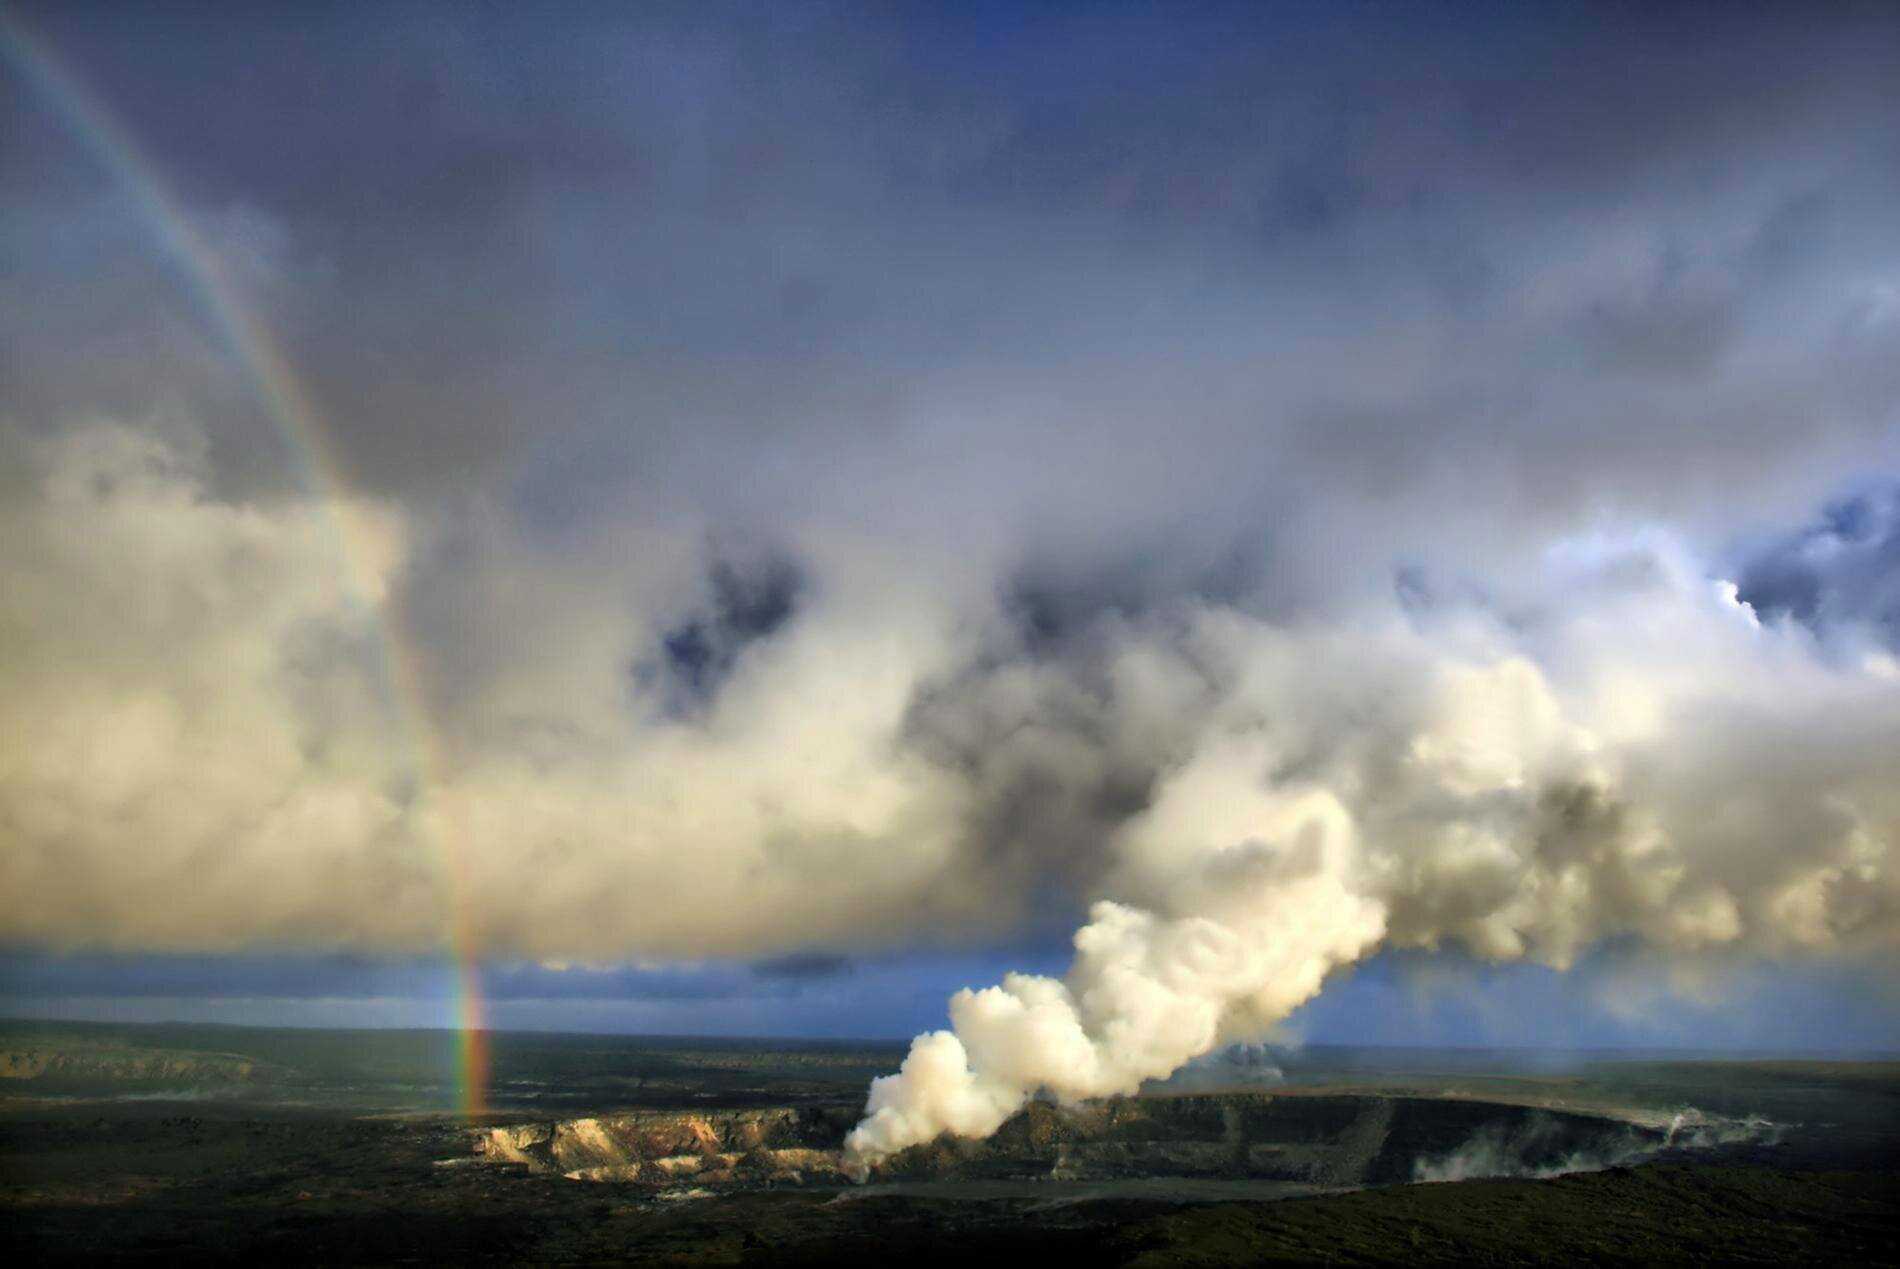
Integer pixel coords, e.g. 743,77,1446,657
1,8,490,1120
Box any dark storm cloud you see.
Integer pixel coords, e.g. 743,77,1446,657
480,960,752,1003
9,0,1897,539
749,952,852,981
0,952,443,1001
0,951,841,1004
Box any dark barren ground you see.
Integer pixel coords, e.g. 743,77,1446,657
3,1022,1897,1265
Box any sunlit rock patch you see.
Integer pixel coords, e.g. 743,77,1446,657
473,1108,855,1188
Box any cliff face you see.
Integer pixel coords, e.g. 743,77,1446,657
477,1106,858,1184
474,1094,1665,1191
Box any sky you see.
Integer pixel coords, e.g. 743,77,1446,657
3,1,1899,1055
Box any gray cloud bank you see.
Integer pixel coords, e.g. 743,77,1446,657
3,1,1899,1149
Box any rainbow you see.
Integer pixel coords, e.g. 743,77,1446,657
1,10,491,1119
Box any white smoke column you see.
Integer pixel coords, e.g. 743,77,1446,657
846,552,1900,1169
845,787,1387,1167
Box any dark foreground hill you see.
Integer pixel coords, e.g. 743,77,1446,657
4,1116,1895,1267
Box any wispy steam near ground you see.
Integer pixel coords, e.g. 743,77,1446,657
1410,1109,1784,1184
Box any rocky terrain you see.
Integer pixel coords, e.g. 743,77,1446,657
4,1025,1895,1263
465,1093,1676,1195
5,1104,1894,1265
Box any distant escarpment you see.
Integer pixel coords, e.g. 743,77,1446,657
0,1043,272,1089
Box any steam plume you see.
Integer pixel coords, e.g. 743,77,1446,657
848,563,1900,1165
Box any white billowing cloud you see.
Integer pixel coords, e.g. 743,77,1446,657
0,423,1004,957
419,539,991,958
0,424,423,948
847,552,1900,1163
847,783,1386,1165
